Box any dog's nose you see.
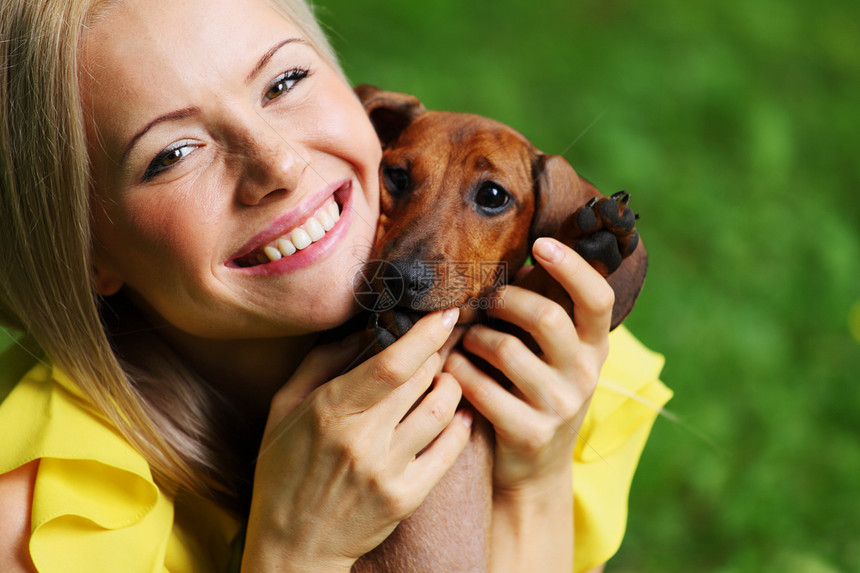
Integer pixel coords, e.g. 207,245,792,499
387,258,435,309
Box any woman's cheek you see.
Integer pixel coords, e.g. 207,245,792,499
318,93,382,181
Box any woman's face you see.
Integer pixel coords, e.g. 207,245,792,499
81,0,381,339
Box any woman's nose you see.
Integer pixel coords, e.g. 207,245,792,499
236,124,309,206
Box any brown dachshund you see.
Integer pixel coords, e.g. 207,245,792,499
350,86,647,572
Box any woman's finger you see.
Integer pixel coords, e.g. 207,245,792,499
392,372,463,460
334,308,459,412
443,351,536,441
270,334,366,420
532,237,615,345
401,406,473,498
485,285,579,370
459,324,552,408
379,351,442,421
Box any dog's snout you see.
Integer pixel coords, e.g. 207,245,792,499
388,258,434,309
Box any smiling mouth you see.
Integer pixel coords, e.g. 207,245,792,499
233,195,343,268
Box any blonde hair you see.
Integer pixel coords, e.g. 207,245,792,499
0,0,347,507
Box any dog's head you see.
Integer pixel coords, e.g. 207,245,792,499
355,85,646,328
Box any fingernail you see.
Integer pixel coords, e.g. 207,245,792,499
441,307,460,329
534,238,563,263
457,408,473,429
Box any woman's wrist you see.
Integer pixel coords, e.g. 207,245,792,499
493,470,573,534
240,540,355,573
491,467,574,573
241,516,356,573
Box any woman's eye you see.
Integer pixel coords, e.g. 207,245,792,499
143,142,198,181
264,68,310,102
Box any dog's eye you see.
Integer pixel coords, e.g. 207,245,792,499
383,166,410,196
474,181,511,214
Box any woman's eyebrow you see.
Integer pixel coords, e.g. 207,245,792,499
122,106,200,164
121,38,304,164
246,37,304,84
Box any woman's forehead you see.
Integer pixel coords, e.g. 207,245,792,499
80,0,302,77
78,0,308,162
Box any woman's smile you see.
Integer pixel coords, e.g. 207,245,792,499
230,179,353,275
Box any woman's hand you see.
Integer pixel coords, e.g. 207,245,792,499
243,308,472,573
447,238,612,490
444,238,614,572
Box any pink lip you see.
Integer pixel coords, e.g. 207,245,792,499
228,179,354,275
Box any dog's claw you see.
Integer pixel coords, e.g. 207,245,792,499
562,191,641,278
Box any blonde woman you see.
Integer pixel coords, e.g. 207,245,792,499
0,0,671,572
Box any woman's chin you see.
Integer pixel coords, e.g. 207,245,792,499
281,299,363,337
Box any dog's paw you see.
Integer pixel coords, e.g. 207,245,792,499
565,191,640,277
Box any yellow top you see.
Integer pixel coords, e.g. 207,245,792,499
0,325,671,573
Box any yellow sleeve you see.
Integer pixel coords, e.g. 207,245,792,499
0,361,240,573
572,326,672,573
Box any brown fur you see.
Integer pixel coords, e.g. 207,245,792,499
351,86,647,572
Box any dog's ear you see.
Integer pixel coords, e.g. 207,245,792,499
530,154,595,242
354,84,426,146
606,235,648,329
531,154,648,330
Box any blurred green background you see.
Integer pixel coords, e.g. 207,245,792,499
317,0,859,571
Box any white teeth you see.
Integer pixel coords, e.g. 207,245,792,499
249,197,341,265
317,210,335,231
264,246,282,261
290,227,313,250
304,217,325,242
277,237,297,256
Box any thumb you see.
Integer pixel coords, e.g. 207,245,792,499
270,333,370,419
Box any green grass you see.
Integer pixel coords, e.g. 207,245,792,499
316,0,859,570
3,0,857,570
